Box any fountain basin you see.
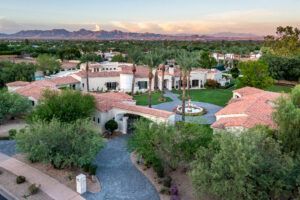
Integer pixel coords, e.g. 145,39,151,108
175,104,206,116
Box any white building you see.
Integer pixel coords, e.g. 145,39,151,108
73,61,229,93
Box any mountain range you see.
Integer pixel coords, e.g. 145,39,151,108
0,29,264,41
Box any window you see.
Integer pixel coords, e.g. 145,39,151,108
97,118,100,124
82,83,84,88
138,81,148,89
93,117,95,121
106,82,117,90
192,80,199,87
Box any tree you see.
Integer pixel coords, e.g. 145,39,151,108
273,85,300,156
261,54,300,81
15,118,103,169
36,54,61,75
127,48,142,95
111,54,127,62
237,60,273,89
105,119,118,133
198,51,217,69
30,89,95,123
264,26,300,57
142,50,163,108
190,127,297,200
0,61,36,87
176,50,198,121
0,90,31,123
80,53,101,92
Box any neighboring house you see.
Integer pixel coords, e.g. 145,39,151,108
73,61,229,93
6,81,30,92
211,87,281,133
7,77,175,133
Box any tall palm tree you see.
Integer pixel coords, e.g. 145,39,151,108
176,50,197,121
142,50,163,108
159,49,176,100
80,53,100,92
127,48,142,95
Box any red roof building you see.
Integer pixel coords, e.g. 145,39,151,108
211,87,281,133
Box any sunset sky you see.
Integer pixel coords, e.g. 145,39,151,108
0,0,299,35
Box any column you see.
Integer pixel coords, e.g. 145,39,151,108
122,116,129,134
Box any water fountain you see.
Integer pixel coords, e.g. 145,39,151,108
175,99,205,116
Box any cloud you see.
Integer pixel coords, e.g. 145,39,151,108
1,9,299,35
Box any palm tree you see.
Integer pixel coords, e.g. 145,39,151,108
80,53,100,92
142,50,163,108
159,49,176,100
176,50,197,121
127,48,142,95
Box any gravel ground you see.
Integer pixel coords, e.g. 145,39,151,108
84,135,159,200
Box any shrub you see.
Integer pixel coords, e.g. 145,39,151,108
28,184,39,195
105,119,118,133
162,176,172,188
170,185,179,195
190,127,297,200
8,129,17,139
160,187,170,195
88,164,97,175
29,89,95,123
15,119,104,169
153,159,164,178
16,175,26,184
204,79,220,88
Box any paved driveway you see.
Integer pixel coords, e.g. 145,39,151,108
153,90,223,124
0,140,16,156
84,136,159,200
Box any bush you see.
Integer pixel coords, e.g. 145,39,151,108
83,163,97,175
205,79,220,88
16,119,104,169
16,175,26,184
29,89,95,123
162,176,172,188
153,159,164,178
28,184,39,195
105,119,118,133
0,91,31,123
8,129,17,139
190,127,298,200
160,187,170,195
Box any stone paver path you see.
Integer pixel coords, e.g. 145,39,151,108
153,90,223,124
84,136,159,200
0,152,84,200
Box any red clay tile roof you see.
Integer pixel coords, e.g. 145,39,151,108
14,80,58,100
113,102,174,118
233,87,264,97
49,76,80,85
6,81,30,87
212,87,281,130
61,61,79,69
91,92,173,118
120,65,149,78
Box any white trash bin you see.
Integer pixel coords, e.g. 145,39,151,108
76,174,87,194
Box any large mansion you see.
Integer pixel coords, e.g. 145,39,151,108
72,61,229,93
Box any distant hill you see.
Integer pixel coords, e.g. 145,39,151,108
0,29,264,41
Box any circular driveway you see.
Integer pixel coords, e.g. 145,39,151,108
84,136,159,200
153,91,223,124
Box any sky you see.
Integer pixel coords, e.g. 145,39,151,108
0,0,299,35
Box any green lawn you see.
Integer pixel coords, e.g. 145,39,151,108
265,85,293,93
173,89,233,107
134,92,172,106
